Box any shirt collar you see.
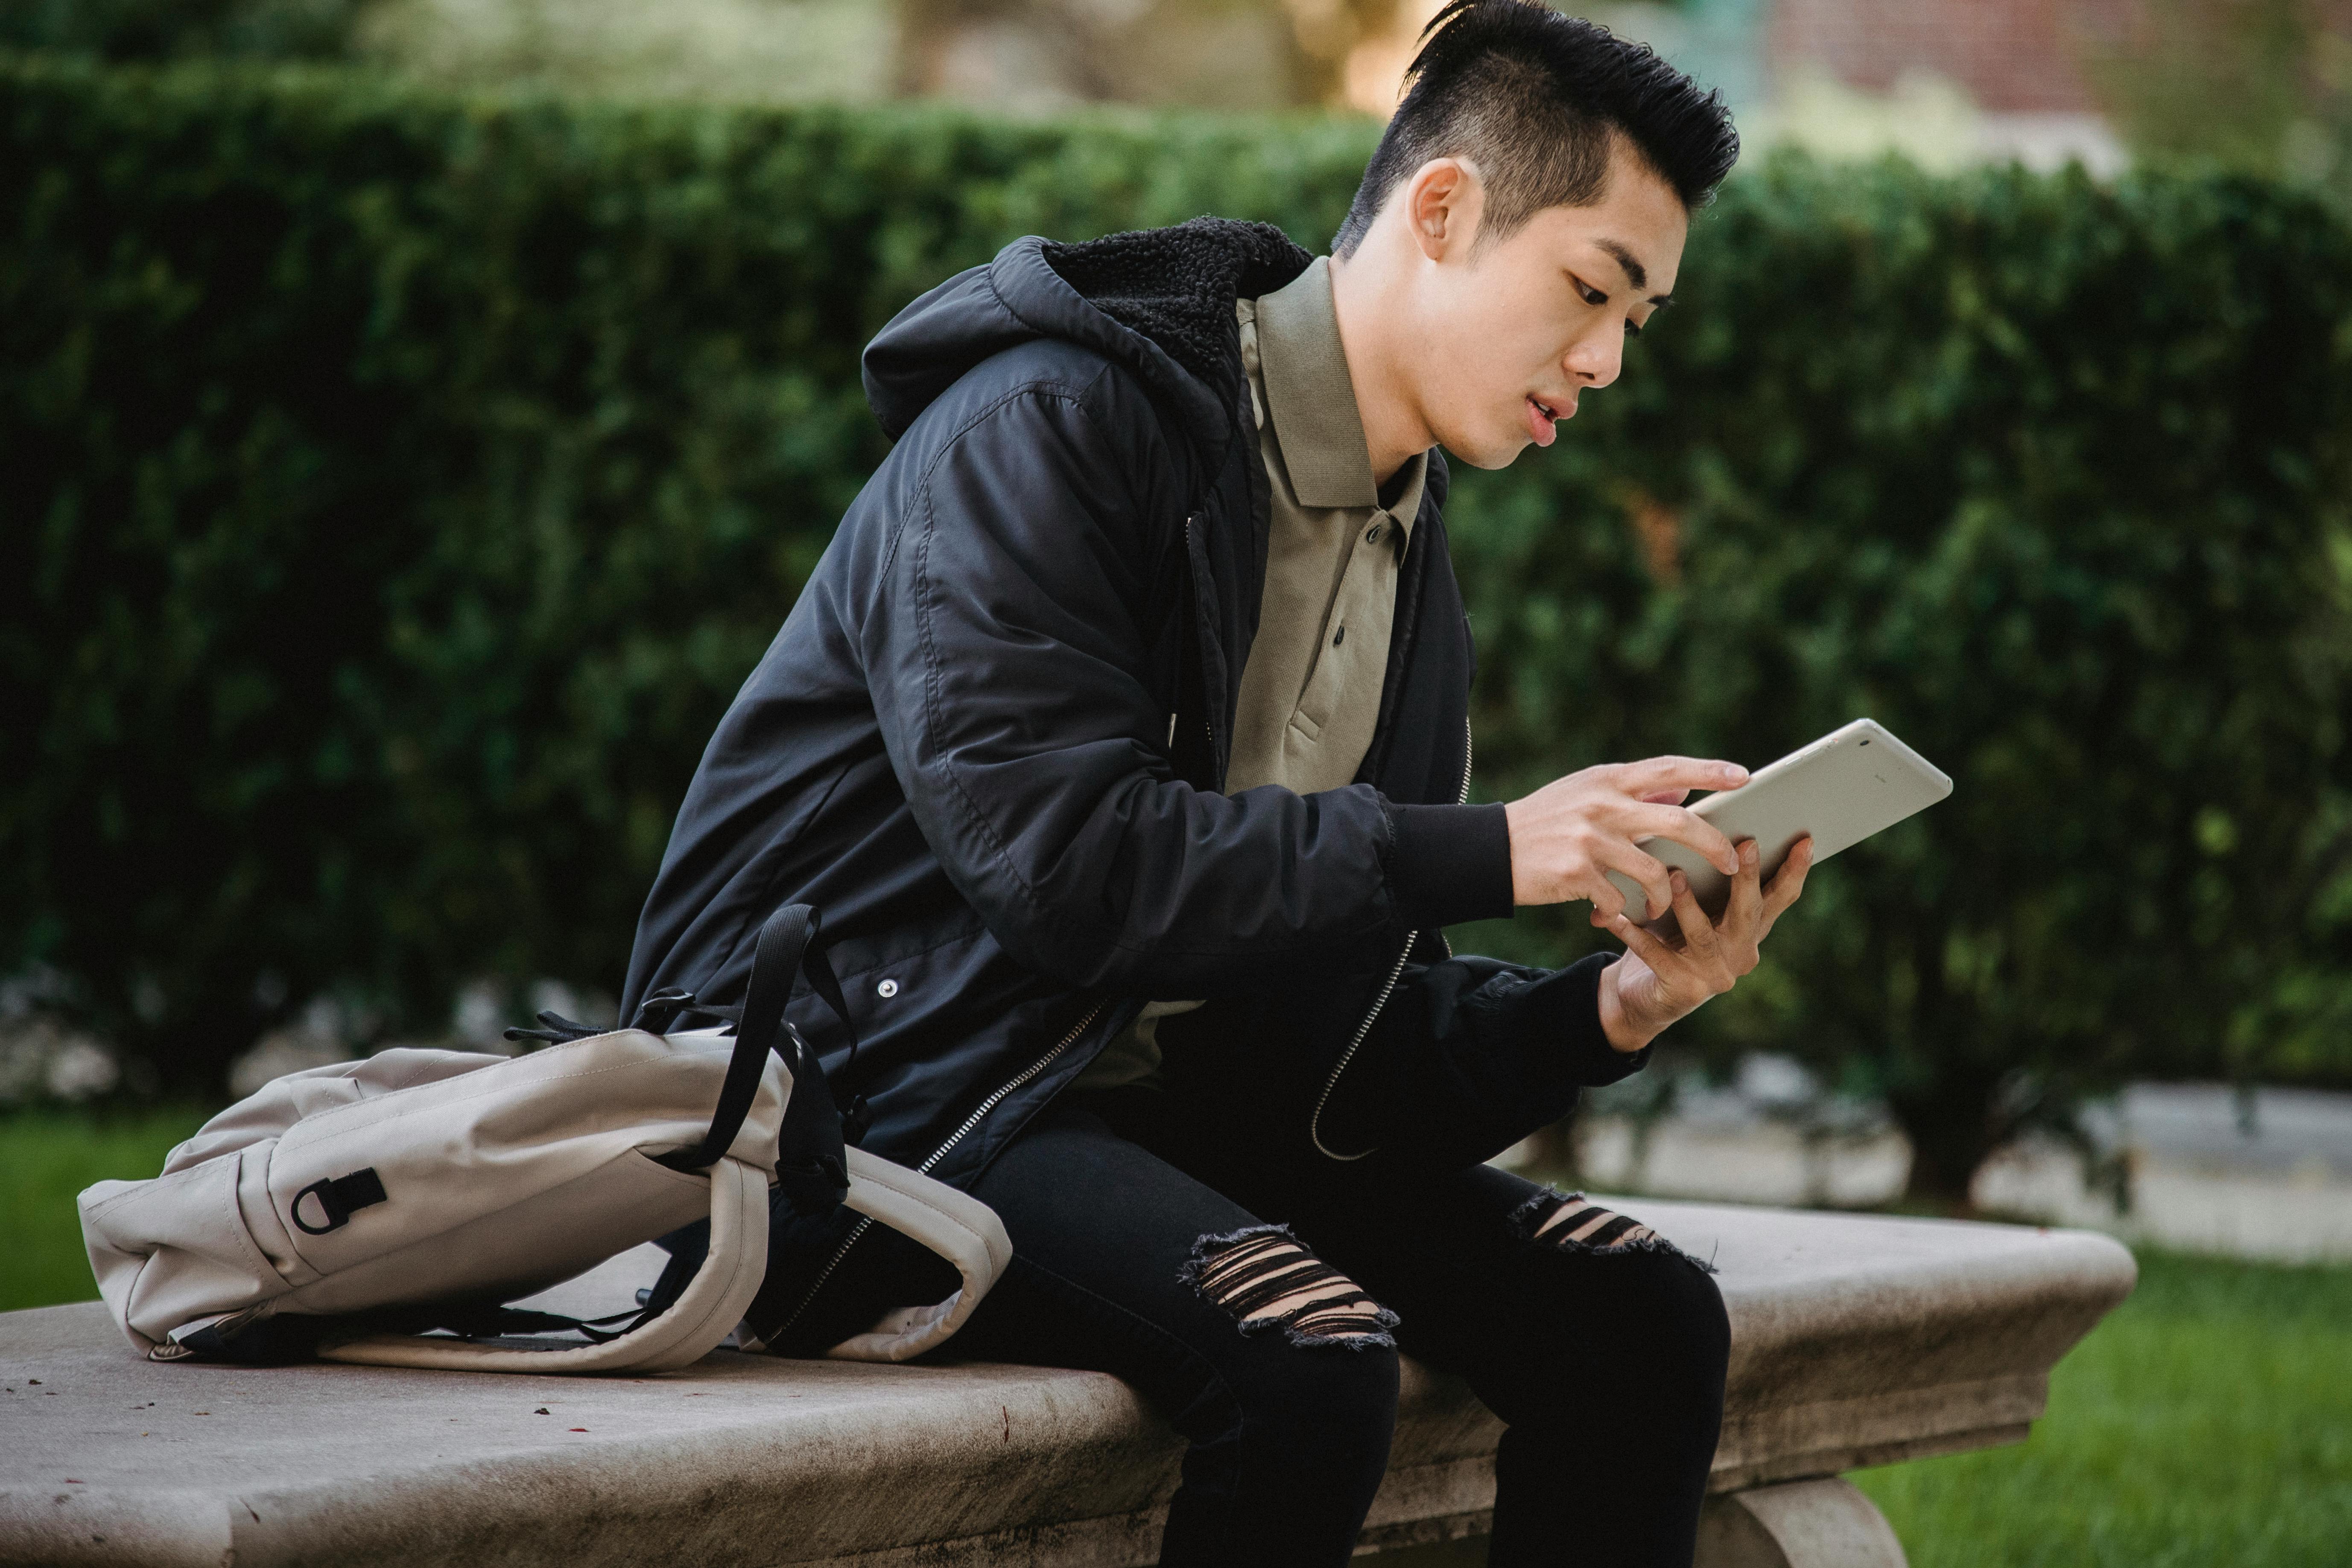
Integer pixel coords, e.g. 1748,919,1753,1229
1254,256,1426,529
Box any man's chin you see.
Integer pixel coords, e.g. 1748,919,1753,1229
1440,430,1536,471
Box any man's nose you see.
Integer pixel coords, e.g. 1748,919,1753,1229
1565,328,1623,390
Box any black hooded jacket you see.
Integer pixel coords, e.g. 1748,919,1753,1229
622,220,1648,1224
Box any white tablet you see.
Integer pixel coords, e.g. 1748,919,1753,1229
1603,718,1952,927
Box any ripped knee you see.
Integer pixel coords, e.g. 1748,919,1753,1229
1511,1190,1716,1274
1179,1224,1399,1350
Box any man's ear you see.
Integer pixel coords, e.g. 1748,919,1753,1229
1404,157,1484,263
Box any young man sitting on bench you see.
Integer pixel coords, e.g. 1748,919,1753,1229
625,4,1811,1562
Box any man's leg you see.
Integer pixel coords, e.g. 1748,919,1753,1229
1096,1091,1727,1568
1288,1163,1727,1568
937,1098,1405,1568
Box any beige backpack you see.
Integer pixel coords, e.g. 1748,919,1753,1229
79,906,1010,1373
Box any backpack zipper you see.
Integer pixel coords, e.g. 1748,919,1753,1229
766,999,1107,1342
1309,715,1475,1162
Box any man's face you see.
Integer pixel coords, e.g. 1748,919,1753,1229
1410,141,1689,470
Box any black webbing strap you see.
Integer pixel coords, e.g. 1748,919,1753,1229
653,904,860,1217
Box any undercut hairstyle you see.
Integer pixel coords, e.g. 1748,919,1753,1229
1332,0,1740,257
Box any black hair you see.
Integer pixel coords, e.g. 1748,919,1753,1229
1332,0,1739,257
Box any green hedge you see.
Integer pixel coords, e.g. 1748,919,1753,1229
5,51,2349,1191
0,0,367,62
1445,164,2352,1190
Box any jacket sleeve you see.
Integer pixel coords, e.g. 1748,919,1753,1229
856,368,1509,995
1309,948,1652,1174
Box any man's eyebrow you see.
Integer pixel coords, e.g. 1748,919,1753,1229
1593,237,1672,305
1594,238,1647,290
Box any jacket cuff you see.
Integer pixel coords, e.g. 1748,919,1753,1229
1493,950,1651,1096
1387,802,1514,928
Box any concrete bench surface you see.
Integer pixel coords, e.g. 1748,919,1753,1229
0,1199,2133,1568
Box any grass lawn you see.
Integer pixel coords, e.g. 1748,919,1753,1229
4,1110,2347,1563
2,1104,209,1314
1852,1246,2352,1568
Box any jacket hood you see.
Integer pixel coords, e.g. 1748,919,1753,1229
862,218,1314,446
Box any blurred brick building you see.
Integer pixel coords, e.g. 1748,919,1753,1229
1322,0,2132,170
1768,0,2132,114
1756,0,2137,170
870,0,2343,183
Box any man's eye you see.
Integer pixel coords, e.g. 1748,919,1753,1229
1576,282,1607,307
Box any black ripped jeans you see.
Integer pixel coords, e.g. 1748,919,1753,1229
902,1089,1731,1568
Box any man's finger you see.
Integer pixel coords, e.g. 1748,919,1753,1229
1666,871,1719,959
1762,835,1814,913
1722,838,1764,937
1757,837,1814,939
1611,755,1750,798
1623,801,1740,877
1595,841,1673,923
1606,910,1686,978
1582,860,1633,921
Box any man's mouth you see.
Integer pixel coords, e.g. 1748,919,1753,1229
1525,394,1569,447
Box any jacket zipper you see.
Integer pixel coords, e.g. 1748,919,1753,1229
779,551,1463,1309
916,1001,1106,1176
767,999,1107,1343
1309,715,1474,1161
786,509,1204,1340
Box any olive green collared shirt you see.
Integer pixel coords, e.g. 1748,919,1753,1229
1227,256,1428,795
1070,256,1431,1094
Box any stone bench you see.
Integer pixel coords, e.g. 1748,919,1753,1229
0,1199,2133,1568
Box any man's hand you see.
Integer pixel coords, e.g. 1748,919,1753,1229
1503,756,1751,919
1596,836,1814,1053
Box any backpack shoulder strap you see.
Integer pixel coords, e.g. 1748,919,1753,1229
318,1153,770,1374
655,904,857,1218
821,1146,1015,1364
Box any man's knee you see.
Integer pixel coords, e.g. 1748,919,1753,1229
1239,1325,1402,1452
1626,1245,1731,1387
1181,1224,1402,1453
1180,1223,1401,1351
1502,1193,1730,1411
